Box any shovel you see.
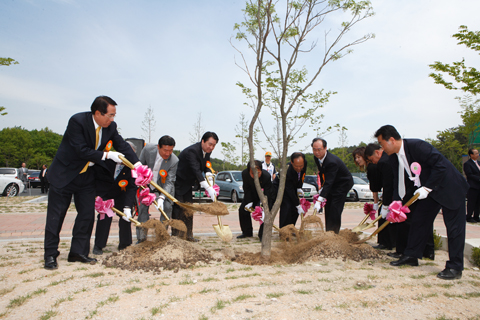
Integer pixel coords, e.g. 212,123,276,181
206,170,233,242
245,206,280,232
352,201,383,233
354,194,419,244
110,207,142,227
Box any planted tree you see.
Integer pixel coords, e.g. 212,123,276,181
232,0,374,258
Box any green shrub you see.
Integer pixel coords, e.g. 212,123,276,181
471,247,480,267
433,230,443,250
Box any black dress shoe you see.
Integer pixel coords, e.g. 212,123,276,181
390,255,418,267
437,268,462,280
467,218,476,223
67,253,97,263
373,244,387,250
423,252,435,260
44,256,58,270
92,246,103,255
236,234,252,239
187,237,200,242
387,252,403,259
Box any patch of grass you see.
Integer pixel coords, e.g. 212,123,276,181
210,299,230,313
423,262,437,266
39,310,57,320
202,277,219,282
232,294,255,302
74,267,87,271
225,272,260,280
240,267,252,271
367,275,378,280
7,288,48,309
123,286,142,294
437,283,454,289
84,272,104,278
129,277,141,283
410,274,426,279
53,296,73,307
466,292,480,298
199,314,208,320
96,281,111,288
179,279,195,285
0,286,15,297
18,268,35,275
229,284,252,289
49,275,74,286
44,271,59,277
199,288,216,294
97,294,119,307
266,292,284,298
314,305,323,311
295,280,312,284
295,290,313,295
226,268,235,273
336,302,349,309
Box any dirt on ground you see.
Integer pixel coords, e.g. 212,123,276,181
0,224,479,320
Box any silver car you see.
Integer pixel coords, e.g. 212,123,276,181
215,171,244,203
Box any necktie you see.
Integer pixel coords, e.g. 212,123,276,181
398,154,411,199
80,126,101,174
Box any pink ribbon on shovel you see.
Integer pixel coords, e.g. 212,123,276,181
205,184,220,197
138,188,156,206
300,198,311,216
313,194,327,209
251,206,264,225
386,201,409,223
95,196,115,220
133,165,153,187
363,203,376,220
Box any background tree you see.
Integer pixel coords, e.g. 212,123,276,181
429,26,480,95
220,141,240,170
233,0,374,258
141,106,156,143
1,56,19,116
189,112,205,144
235,112,260,165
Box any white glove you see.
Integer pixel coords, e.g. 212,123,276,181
380,206,389,219
133,161,142,168
414,187,430,200
156,197,164,211
373,203,379,211
297,188,304,197
245,202,253,210
314,201,322,211
296,204,305,215
106,151,125,163
206,172,215,184
123,208,132,222
200,181,216,201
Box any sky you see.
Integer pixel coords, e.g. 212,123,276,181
1,0,479,163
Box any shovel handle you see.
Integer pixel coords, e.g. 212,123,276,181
404,193,420,207
111,207,141,227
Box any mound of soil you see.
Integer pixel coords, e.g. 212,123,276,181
235,229,382,265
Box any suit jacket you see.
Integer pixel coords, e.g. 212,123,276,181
94,160,136,209
273,162,306,207
315,152,353,198
242,169,274,209
390,139,469,210
40,168,48,183
464,158,480,190
18,167,28,182
47,112,139,189
139,143,179,197
175,142,211,195
376,151,394,206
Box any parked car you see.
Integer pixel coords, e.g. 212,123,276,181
27,171,41,188
301,182,318,199
303,175,319,192
0,167,20,178
215,171,244,202
350,176,375,201
0,174,25,196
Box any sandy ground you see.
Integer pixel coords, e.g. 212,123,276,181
1,232,480,320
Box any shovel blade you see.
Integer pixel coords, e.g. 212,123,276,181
213,224,233,242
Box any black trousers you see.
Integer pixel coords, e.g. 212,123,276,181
239,201,264,237
40,179,49,193
466,187,480,220
395,216,434,256
404,196,466,270
324,192,348,234
172,190,194,238
279,199,299,228
44,170,95,259
94,194,132,249
377,216,397,249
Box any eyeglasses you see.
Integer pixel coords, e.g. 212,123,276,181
102,113,116,119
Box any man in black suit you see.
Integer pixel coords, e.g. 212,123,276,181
464,148,480,223
365,144,396,250
171,132,218,241
92,141,137,255
40,164,49,194
44,96,140,270
312,138,354,234
375,125,469,280
238,160,274,240
273,152,307,228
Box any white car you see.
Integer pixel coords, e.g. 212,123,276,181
0,174,25,196
351,176,375,201
301,182,318,200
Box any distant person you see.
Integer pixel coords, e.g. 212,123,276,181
238,160,274,240
262,151,276,181
43,96,140,270
172,132,218,241
375,125,468,280
273,152,307,228
136,135,179,242
464,148,480,223
18,162,28,192
40,164,49,194
93,141,137,255
312,138,353,233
